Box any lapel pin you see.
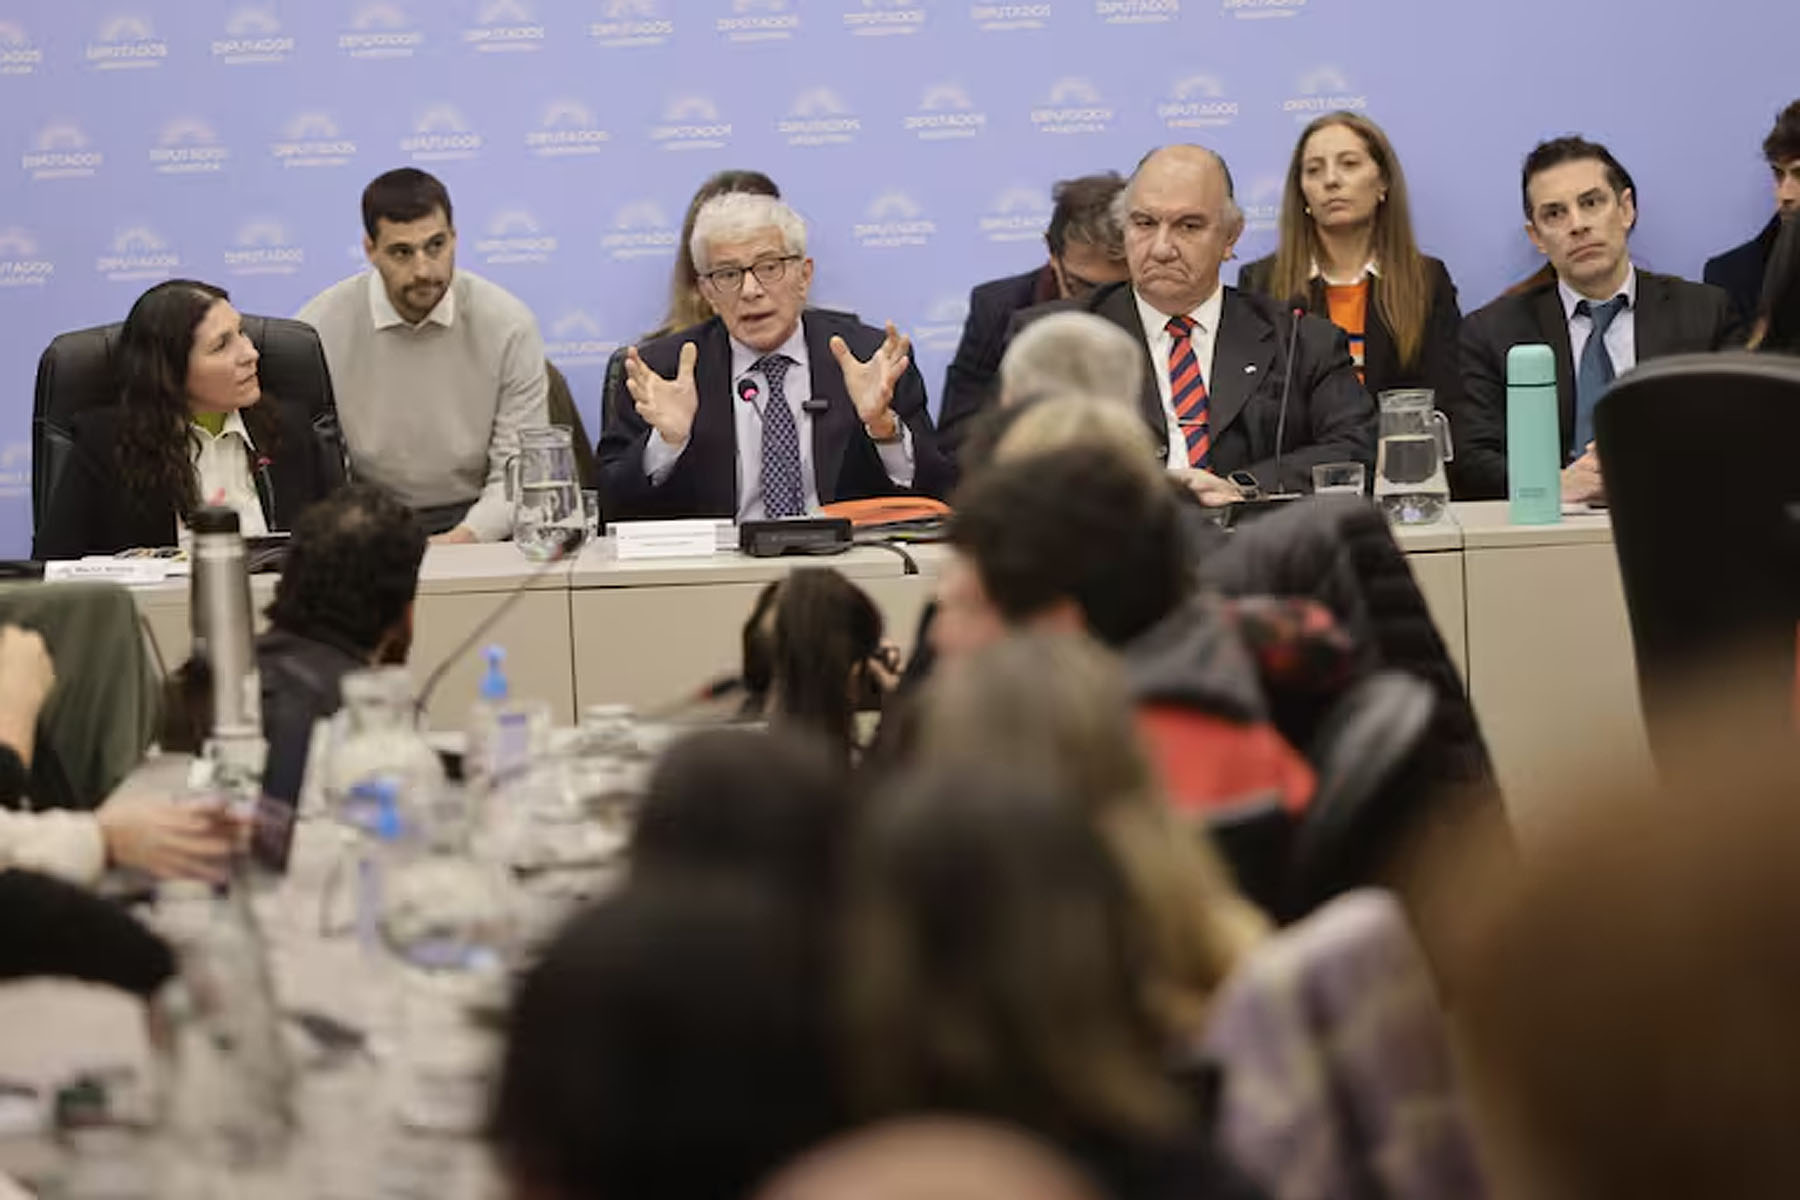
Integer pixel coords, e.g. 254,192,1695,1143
1244,364,1257,374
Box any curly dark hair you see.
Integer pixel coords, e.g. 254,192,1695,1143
265,484,427,655
113,279,280,521
740,568,884,757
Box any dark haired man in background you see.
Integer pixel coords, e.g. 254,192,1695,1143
1705,99,1800,323
299,168,548,543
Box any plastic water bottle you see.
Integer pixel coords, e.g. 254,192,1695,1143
463,647,539,803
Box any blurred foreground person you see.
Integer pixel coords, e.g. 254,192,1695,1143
754,1118,1105,1200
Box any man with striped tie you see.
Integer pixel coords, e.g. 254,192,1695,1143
1013,145,1375,503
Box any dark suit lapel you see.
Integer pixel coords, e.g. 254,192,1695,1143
1631,271,1669,361
1361,275,1395,384
691,321,739,515
1530,287,1577,446
1208,290,1275,437
803,312,857,503
1092,284,1165,441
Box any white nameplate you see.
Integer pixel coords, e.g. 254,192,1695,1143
611,519,721,561
43,557,181,585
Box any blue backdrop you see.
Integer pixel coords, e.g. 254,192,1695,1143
1,0,1790,555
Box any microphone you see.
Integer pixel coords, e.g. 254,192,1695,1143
737,377,760,405
413,541,571,719
1269,305,1304,498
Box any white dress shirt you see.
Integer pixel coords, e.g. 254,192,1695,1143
1134,284,1225,470
641,317,916,522
188,410,268,537
1559,263,1639,376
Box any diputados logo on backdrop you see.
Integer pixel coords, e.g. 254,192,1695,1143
652,96,732,152
463,0,546,52
151,118,232,175
854,192,936,249
270,112,358,169
979,186,1051,243
225,219,305,276
1223,0,1305,17
1096,0,1177,24
913,295,970,355
844,0,927,37
589,0,674,47
477,210,558,266
526,101,612,158
602,202,678,261
0,443,29,502
339,2,424,59
213,6,295,65
1031,77,1113,136
86,14,168,70
1282,66,1368,119
905,83,986,142
970,1,1050,31
1158,74,1238,131
781,88,861,148
1241,177,1281,235
0,229,55,289
22,122,103,182
718,0,800,43
401,105,484,162
97,226,180,283
0,21,45,75
545,311,618,367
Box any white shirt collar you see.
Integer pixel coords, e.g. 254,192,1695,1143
729,317,809,381
368,269,456,331
191,408,256,448
1133,282,1225,339
1310,258,1381,284
1558,262,1638,323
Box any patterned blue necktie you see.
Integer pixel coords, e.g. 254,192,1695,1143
753,354,804,518
1571,294,1628,460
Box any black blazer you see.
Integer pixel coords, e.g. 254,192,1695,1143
1237,254,1464,413
34,399,339,560
1450,269,1742,499
1014,282,1377,493
937,265,1056,460
1703,215,1781,325
597,309,953,520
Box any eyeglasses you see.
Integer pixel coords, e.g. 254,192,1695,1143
700,255,801,294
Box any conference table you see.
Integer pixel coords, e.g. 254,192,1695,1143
126,500,1649,829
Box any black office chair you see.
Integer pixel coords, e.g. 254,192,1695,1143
1595,352,1800,759
32,314,346,543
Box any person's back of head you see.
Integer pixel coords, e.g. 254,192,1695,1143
265,483,427,660
493,875,839,1200
1752,213,1800,353
754,1118,1106,1200
739,568,886,757
999,312,1145,409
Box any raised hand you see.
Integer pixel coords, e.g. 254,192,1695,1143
830,322,912,436
624,342,700,446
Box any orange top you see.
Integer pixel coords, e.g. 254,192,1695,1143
1323,279,1370,383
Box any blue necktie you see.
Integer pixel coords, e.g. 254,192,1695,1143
753,354,804,518
1571,295,1628,460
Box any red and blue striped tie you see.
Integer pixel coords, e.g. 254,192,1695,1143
1165,314,1211,468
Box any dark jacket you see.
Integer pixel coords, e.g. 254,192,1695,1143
937,265,1058,460
0,869,174,997
1704,215,1782,324
597,309,953,520
1015,283,1377,493
1450,269,1741,499
257,627,369,806
1237,255,1464,414
34,399,341,560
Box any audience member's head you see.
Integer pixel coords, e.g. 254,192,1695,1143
997,312,1144,408
1520,136,1638,299
689,192,813,354
1045,172,1130,301
492,876,839,1200
841,763,1187,1144
1751,211,1800,353
659,169,783,336
754,1118,1105,1200
1763,99,1800,221
935,445,1189,660
916,632,1266,1037
740,568,893,756
360,167,456,325
991,393,1160,467
1116,145,1245,318
631,727,849,908
266,484,428,664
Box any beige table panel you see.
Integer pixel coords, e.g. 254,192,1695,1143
1404,550,1467,683
409,588,574,728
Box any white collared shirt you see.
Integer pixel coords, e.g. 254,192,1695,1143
1311,258,1381,286
642,316,916,522
1135,284,1225,470
1559,263,1639,376
188,411,268,537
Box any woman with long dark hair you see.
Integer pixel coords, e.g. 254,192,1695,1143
36,279,338,559
1239,113,1463,412
651,169,781,339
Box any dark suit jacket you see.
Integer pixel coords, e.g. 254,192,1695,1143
1704,215,1781,325
937,265,1057,460
1014,282,1376,493
34,399,340,560
1237,255,1464,413
596,309,953,520
1450,270,1741,499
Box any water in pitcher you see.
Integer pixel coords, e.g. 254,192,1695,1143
514,479,586,561
1375,432,1448,524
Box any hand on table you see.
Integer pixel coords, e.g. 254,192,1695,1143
1562,443,1605,505
430,525,478,546
1170,467,1244,507
831,322,911,440
96,791,241,882
624,342,699,447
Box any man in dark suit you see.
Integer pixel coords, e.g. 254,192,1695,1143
1012,145,1375,502
598,193,951,520
936,173,1130,459
1454,137,1740,502
1704,100,1800,323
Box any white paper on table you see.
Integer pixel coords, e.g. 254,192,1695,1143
43,557,182,585
611,519,721,560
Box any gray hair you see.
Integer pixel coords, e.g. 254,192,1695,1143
690,192,808,274
999,312,1145,409
1113,144,1244,233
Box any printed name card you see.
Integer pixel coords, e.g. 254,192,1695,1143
43,557,184,584
611,519,722,561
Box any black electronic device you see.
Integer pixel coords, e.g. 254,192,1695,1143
739,517,853,557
